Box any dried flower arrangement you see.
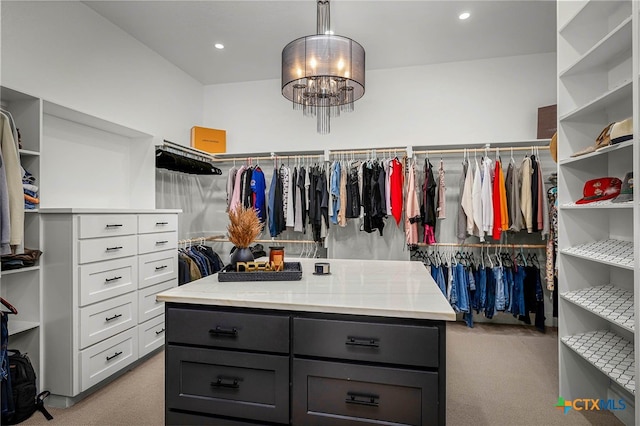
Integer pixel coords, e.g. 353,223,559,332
227,206,262,248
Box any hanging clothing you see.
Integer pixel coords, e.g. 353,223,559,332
390,157,404,226
481,158,494,238
506,159,523,232
0,113,23,251
229,165,246,212
298,166,307,232
0,150,10,256
362,161,385,236
492,160,503,241
250,167,266,223
436,160,446,219
457,160,469,243
520,156,533,233
530,155,540,232
538,158,549,238
405,160,420,246
293,167,303,232
384,159,392,216
546,187,558,290
472,160,484,241
345,162,361,219
329,161,341,225
421,159,437,244
338,162,348,227
226,166,237,212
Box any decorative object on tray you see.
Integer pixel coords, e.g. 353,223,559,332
227,206,263,269
269,246,285,271
218,262,303,282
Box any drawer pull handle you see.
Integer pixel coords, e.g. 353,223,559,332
209,326,238,338
105,276,122,283
155,328,165,335
106,351,123,361
106,246,123,251
156,240,168,245
105,224,123,228
211,376,242,389
346,336,379,348
156,222,169,225
105,313,123,322
155,265,168,271
346,392,379,407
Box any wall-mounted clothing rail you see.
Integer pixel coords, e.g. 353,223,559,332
415,242,546,249
211,153,324,163
209,237,318,244
413,144,549,156
156,140,222,175
178,234,226,245
158,140,217,163
329,147,407,156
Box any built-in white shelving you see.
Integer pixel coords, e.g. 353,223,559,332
562,330,635,395
559,80,633,122
561,285,634,332
561,239,634,270
559,140,634,166
2,266,40,275
561,201,633,209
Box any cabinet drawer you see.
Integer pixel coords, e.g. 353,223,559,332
139,314,166,358
79,257,137,307
167,308,289,354
79,235,137,264
80,292,137,349
166,345,289,424
80,327,138,392
78,214,137,239
293,359,439,426
294,317,439,368
138,214,178,234
139,279,176,323
138,250,178,289
138,232,178,255
166,410,258,426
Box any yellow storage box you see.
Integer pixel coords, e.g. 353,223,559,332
190,126,226,153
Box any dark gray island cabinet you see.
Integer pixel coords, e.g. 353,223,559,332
157,258,455,426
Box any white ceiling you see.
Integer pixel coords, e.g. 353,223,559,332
83,0,556,86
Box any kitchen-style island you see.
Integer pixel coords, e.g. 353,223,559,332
157,258,456,426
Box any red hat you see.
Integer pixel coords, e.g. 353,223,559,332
575,177,622,204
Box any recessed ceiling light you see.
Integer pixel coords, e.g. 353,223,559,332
459,12,470,20
214,43,224,50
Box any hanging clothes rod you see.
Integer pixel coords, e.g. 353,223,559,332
158,140,217,163
329,147,407,156
208,237,319,244
413,145,548,156
415,242,546,249
211,153,324,162
178,234,226,245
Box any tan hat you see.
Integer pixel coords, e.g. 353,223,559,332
549,132,557,163
610,118,633,145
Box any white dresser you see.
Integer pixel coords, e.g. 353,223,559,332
41,209,179,407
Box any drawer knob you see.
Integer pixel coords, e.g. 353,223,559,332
105,224,123,228
211,376,242,389
209,326,238,338
105,276,122,283
346,336,379,348
155,222,169,225
155,328,165,335
346,392,379,407
155,265,168,271
106,246,123,251
106,351,123,361
105,313,123,322
155,240,168,245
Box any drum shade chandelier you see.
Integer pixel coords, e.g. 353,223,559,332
281,0,365,134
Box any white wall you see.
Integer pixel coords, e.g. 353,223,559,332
1,1,202,144
203,52,556,154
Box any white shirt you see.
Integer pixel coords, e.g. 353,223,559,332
472,159,484,242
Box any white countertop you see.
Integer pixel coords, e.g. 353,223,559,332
157,258,456,321
39,208,182,214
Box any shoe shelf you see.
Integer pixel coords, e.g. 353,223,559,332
559,17,632,78
561,285,634,332
559,140,634,166
561,200,634,209
559,80,632,123
562,330,635,395
8,320,40,336
561,239,634,270
1,265,41,275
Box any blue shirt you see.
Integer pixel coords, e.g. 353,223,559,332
251,167,267,223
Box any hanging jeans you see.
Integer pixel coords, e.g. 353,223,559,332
1,313,14,420
450,263,469,314
493,266,505,311
462,266,474,328
485,268,496,319
511,266,526,317
505,267,514,313
474,266,487,315
431,265,447,298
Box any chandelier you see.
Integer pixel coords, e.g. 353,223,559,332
281,0,365,135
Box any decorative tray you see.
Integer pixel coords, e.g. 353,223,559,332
217,262,302,282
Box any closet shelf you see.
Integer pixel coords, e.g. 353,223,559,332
1,265,40,275
559,140,633,166
561,285,634,332
558,1,628,36
561,239,634,270
560,201,633,209
559,17,632,78
8,320,40,336
558,80,632,122
562,330,635,395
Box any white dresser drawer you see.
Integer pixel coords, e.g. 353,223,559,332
138,214,178,234
138,231,177,255
139,279,177,323
138,250,178,289
139,314,166,358
79,235,137,264
79,257,137,307
79,292,138,349
80,327,138,392
78,215,137,239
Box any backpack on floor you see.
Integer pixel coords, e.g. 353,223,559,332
1,350,53,425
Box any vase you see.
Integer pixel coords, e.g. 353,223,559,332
230,246,254,270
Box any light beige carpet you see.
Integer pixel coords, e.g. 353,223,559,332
21,322,625,425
